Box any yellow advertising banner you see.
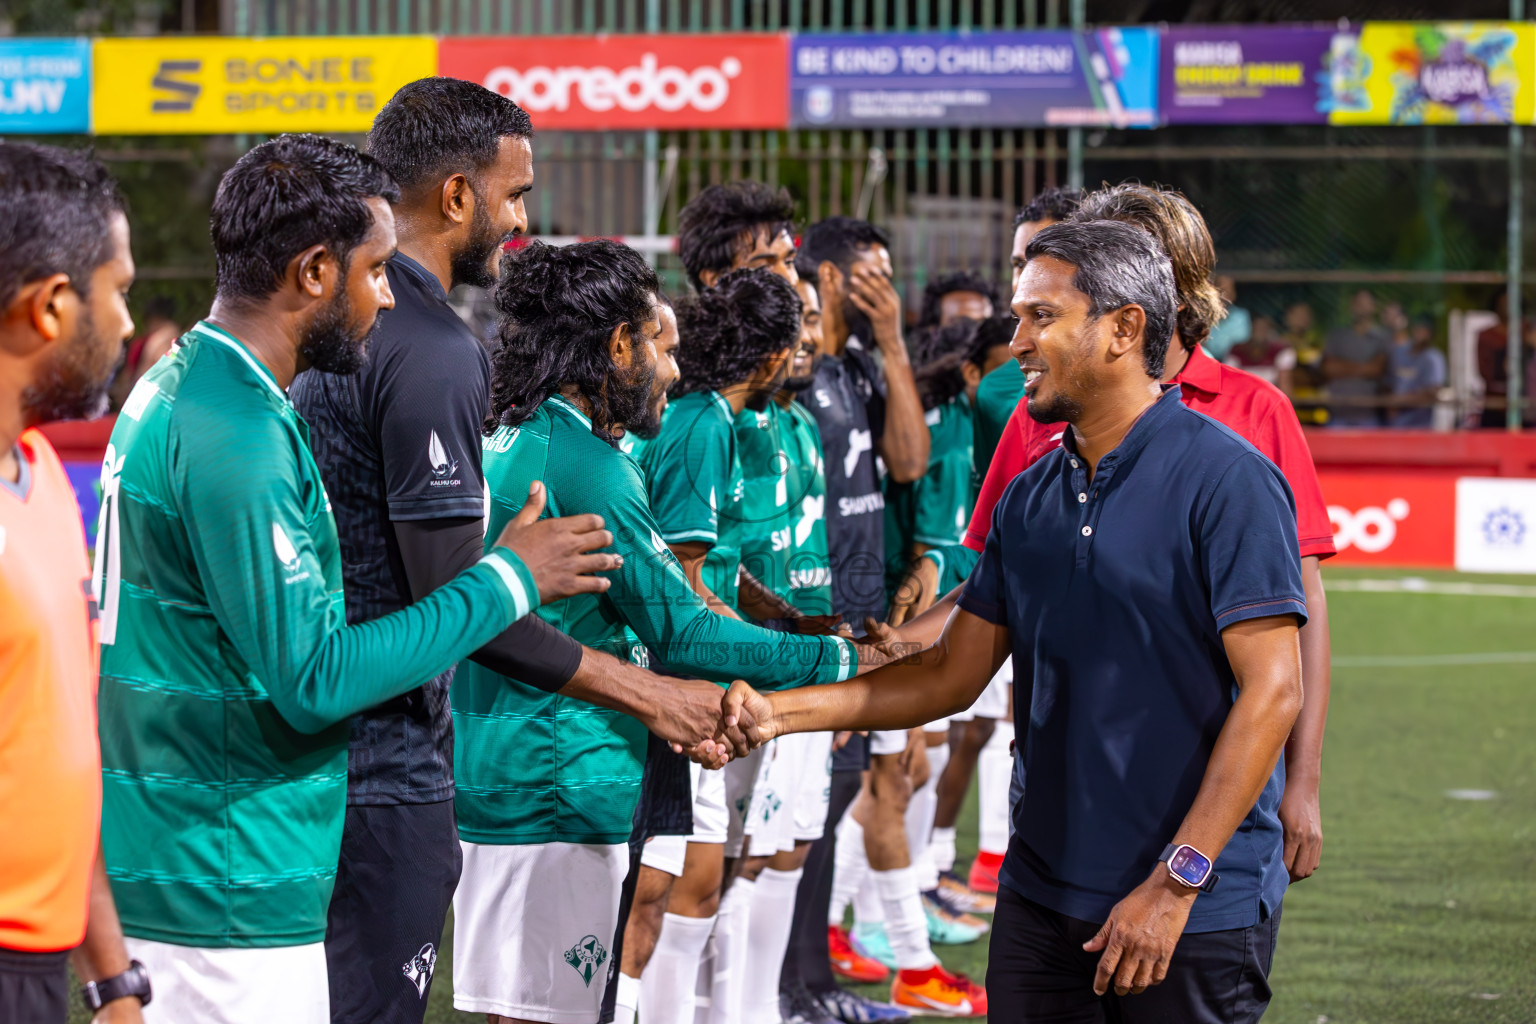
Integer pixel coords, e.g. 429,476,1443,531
1328,22,1536,125
92,36,436,134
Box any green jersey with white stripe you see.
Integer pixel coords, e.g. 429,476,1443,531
630,391,745,609
885,395,976,589
94,322,535,948
454,396,856,845
735,402,834,615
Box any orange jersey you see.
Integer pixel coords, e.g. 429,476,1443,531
0,428,100,952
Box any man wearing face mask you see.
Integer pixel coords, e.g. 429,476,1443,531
290,79,731,1024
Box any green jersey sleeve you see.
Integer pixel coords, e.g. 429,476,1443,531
172,410,537,735
557,445,855,689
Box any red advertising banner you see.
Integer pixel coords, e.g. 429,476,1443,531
1318,472,1457,568
438,34,790,130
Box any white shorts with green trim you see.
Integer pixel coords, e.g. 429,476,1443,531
127,937,327,1024
453,840,628,1023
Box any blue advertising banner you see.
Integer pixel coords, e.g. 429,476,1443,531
0,38,91,133
790,28,1158,128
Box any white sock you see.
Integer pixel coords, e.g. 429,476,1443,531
613,971,641,1024
873,866,938,971
907,741,947,891
708,877,756,1024
978,720,1016,855
930,826,958,874
742,867,803,1024
641,913,716,1024
829,816,869,926
852,870,885,926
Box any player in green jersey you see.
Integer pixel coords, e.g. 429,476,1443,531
888,315,1016,626
451,239,874,1024
740,279,836,620
93,135,622,1024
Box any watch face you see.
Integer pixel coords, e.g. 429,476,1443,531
1168,845,1212,886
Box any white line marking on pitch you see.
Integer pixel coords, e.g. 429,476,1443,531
1446,790,1499,801
1332,651,1536,668
1329,577,1536,598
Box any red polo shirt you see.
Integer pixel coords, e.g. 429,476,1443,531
964,345,1337,560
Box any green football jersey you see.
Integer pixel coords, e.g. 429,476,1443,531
630,391,745,610
734,402,836,615
922,543,982,597
885,395,976,586
94,322,536,948
973,360,1024,477
454,395,855,845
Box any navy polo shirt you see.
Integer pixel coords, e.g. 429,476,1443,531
958,386,1307,933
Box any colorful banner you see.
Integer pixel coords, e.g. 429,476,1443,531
1161,26,1353,124
1321,473,1457,568
1329,21,1535,125
438,35,789,130
790,28,1158,129
0,38,92,133
92,36,436,134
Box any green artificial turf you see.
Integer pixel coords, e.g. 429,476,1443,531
69,568,1536,1023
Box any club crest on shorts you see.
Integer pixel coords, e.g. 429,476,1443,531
401,942,437,998
564,934,608,987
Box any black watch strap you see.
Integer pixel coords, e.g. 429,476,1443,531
82,960,152,1011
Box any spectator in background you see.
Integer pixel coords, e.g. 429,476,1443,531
108,294,179,409
915,270,998,331
1324,289,1389,427
1280,301,1327,424
1475,293,1536,428
1387,313,1445,428
1226,315,1295,389
1203,274,1251,361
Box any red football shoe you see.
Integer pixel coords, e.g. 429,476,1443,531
967,850,1004,895
828,924,890,983
891,963,988,1017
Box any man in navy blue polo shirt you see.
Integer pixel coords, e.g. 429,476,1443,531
718,218,1307,1021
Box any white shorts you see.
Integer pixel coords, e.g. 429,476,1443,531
791,731,836,842
870,729,909,757
453,841,629,1023
641,762,731,876
127,937,327,1024
724,745,771,857
948,658,1013,724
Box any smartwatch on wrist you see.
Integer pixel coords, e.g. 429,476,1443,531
82,959,152,1012
1159,843,1220,893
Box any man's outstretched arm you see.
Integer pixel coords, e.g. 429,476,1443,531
1082,614,1303,999
397,516,732,766
719,606,1009,750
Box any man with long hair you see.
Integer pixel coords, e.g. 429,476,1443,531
451,240,880,1024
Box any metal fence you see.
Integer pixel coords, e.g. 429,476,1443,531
14,0,1530,423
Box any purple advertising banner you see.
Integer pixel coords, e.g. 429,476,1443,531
1162,25,1347,124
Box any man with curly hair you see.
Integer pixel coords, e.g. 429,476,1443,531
452,242,880,1024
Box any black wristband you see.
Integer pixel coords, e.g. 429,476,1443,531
82,959,152,1011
